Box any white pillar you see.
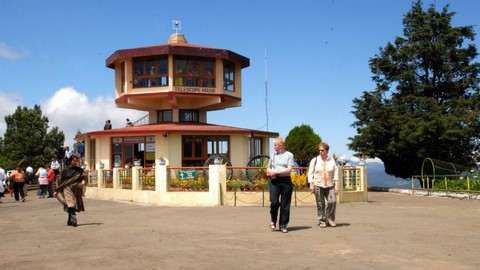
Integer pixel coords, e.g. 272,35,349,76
209,164,226,205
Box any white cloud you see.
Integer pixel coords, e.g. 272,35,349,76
0,42,29,62
0,92,22,135
0,87,145,148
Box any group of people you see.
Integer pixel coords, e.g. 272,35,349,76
0,155,87,228
35,163,55,198
2,137,337,231
103,119,135,130
267,137,339,233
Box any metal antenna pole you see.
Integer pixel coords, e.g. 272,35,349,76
264,48,269,131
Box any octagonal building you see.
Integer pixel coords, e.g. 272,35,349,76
82,33,278,169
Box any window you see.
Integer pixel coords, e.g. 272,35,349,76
182,135,230,166
223,60,235,91
157,110,173,123
180,109,199,123
208,136,229,157
89,138,96,169
111,137,155,168
174,57,215,87
133,56,168,88
249,137,263,158
121,62,125,93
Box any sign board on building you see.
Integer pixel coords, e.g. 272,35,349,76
179,169,197,180
124,137,145,143
146,143,155,152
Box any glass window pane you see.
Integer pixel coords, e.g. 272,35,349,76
158,59,167,74
204,61,214,76
134,59,144,76
194,137,203,158
113,143,122,153
163,110,172,122
176,60,186,74
146,59,155,75
207,137,216,155
183,137,192,158
218,137,228,155
125,144,134,165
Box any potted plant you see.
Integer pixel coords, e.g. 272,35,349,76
134,159,142,167
157,157,166,166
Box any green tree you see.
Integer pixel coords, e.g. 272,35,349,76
1,105,65,169
349,1,480,179
285,124,322,167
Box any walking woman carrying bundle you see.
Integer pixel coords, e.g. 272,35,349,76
55,155,87,227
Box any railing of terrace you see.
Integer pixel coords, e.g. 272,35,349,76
118,168,132,190
86,170,98,187
84,165,368,205
102,170,113,188
343,167,362,191
139,168,155,190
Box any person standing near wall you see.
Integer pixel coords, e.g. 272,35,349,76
267,137,294,233
307,142,339,228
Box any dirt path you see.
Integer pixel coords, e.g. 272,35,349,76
1,192,479,270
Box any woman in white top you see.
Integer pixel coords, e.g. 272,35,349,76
308,142,339,228
36,166,49,199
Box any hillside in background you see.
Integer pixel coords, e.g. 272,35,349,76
350,161,419,189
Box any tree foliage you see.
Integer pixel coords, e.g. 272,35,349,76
349,1,480,178
0,105,65,169
285,124,322,167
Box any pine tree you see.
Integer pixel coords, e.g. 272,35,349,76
349,1,480,178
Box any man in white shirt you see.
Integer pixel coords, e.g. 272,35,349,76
51,158,60,177
0,167,6,203
64,146,72,166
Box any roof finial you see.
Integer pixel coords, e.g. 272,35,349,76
168,20,187,44
172,20,181,34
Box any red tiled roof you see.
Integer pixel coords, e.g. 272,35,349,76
83,122,278,138
106,43,250,69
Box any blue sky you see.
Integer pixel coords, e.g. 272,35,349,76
1,0,479,161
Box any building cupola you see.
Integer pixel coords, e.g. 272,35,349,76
168,33,188,44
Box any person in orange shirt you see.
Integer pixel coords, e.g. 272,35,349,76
10,167,26,202
46,164,55,198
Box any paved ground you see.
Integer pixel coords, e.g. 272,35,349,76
1,191,479,270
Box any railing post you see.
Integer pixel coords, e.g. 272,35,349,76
113,168,119,189
208,164,226,206
337,167,344,203
132,167,138,191
97,169,102,188
156,164,167,194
